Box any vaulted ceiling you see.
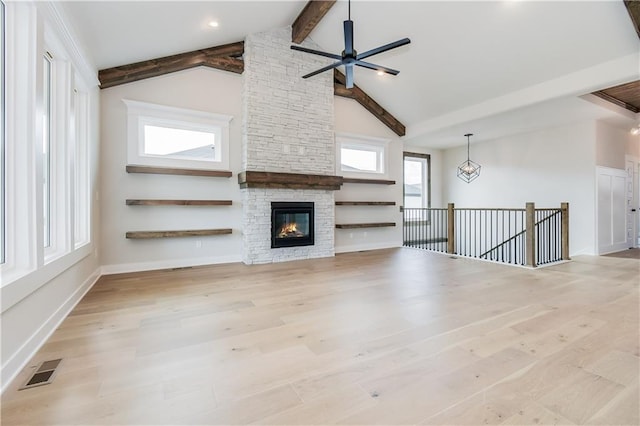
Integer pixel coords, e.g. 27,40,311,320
60,0,640,148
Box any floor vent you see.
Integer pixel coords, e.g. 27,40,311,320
19,359,62,390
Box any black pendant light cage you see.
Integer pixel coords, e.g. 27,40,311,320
457,133,481,183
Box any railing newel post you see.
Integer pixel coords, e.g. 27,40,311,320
561,202,570,261
447,203,455,254
525,202,536,267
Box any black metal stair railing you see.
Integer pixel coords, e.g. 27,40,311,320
454,208,526,264
535,209,562,265
403,203,569,267
402,208,448,253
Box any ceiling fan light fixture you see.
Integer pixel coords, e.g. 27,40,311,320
290,0,410,89
457,133,481,183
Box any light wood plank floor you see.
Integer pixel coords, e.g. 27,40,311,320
2,248,638,425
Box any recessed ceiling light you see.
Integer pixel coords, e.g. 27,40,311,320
377,71,384,76
631,125,640,136
208,21,219,28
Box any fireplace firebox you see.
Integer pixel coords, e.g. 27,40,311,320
271,202,314,248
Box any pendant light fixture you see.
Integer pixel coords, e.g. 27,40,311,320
457,133,481,183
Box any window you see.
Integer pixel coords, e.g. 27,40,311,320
1,1,95,291
336,134,389,176
42,53,52,248
143,122,219,162
403,152,431,209
0,0,4,264
124,99,232,170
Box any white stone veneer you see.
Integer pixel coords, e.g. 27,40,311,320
241,27,336,264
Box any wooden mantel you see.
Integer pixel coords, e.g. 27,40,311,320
238,171,343,190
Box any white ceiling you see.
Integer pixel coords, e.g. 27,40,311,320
60,0,640,148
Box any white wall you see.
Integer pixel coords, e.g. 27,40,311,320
442,121,597,255
334,97,404,252
99,65,414,268
99,68,244,273
596,120,639,169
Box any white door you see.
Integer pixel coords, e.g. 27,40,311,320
596,166,628,254
625,158,637,249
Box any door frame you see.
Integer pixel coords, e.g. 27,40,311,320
596,166,629,255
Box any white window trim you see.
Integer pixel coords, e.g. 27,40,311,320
336,132,390,179
124,99,232,171
73,87,90,248
1,2,38,283
42,27,73,264
0,0,5,266
404,156,430,209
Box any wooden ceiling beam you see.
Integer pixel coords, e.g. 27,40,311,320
624,0,640,39
334,70,406,137
292,2,405,137
292,0,337,43
99,41,244,89
592,90,640,113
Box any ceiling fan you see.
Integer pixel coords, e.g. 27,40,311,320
291,0,410,89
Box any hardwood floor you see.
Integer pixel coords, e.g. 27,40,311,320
604,248,640,260
2,248,638,425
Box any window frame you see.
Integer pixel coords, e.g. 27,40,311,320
1,2,96,291
42,28,73,264
0,0,5,265
336,133,390,178
403,152,431,224
42,52,52,249
73,87,90,248
124,99,232,171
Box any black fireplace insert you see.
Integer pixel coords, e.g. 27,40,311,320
271,202,314,248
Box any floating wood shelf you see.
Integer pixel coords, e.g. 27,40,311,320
238,171,343,190
126,199,232,206
335,201,396,206
335,222,396,229
126,229,232,239
126,165,232,178
341,177,396,185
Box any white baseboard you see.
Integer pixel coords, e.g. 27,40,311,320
598,246,632,255
1,267,101,395
335,241,402,254
101,255,243,275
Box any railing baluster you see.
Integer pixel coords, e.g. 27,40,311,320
402,205,566,266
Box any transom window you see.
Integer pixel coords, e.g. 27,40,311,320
124,99,232,170
336,134,389,176
141,121,220,162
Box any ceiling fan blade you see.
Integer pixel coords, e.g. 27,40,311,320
345,65,354,89
291,45,342,60
356,38,411,61
355,60,399,75
344,20,354,56
302,60,344,79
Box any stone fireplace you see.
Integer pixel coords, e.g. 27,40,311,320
240,27,336,264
